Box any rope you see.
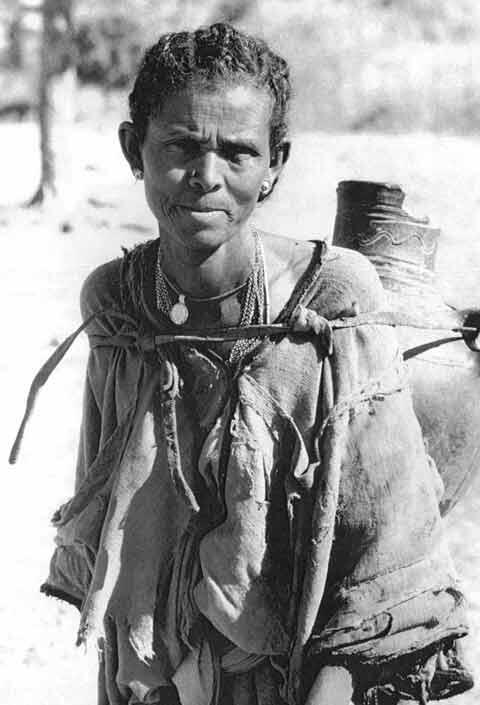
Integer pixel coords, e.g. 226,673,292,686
8,308,141,465
89,318,479,350
8,308,479,465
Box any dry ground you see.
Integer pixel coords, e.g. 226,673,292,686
1,121,480,704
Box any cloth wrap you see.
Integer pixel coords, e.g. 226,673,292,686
40,240,468,705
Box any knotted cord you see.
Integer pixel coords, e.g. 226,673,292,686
8,307,479,465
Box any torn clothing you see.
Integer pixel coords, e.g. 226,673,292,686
41,240,469,705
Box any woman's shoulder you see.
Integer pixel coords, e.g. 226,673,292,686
260,231,385,317
80,257,124,321
310,243,386,317
261,230,315,262
261,231,380,286
319,243,384,288
80,239,158,322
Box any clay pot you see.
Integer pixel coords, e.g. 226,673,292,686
333,180,480,515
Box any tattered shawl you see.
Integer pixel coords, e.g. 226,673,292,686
39,240,467,705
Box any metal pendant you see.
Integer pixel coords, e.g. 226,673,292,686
169,294,189,325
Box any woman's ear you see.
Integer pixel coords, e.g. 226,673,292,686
118,121,143,174
275,141,291,168
268,140,290,185
259,140,290,201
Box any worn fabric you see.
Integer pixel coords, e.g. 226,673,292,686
41,239,468,705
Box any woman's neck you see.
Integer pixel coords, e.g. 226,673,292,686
159,227,256,298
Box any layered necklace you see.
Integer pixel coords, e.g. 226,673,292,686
155,229,269,365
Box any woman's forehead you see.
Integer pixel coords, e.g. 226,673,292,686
149,83,273,136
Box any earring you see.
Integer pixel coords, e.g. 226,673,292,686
260,180,270,195
133,168,143,181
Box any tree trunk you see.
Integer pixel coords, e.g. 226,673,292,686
28,0,76,207
8,11,23,69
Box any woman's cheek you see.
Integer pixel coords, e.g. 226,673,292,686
144,181,170,221
145,169,183,206
230,172,264,206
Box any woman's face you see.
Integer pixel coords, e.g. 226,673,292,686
133,83,281,255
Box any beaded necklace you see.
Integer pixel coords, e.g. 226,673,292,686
155,229,269,365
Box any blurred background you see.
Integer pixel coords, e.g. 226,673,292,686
1,2,480,704
2,0,480,135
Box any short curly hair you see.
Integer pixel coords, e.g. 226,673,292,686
129,22,291,156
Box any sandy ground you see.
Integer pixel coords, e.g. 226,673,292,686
1,121,480,704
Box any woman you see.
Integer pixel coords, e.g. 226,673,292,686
34,22,470,705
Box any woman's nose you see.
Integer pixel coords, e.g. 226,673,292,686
188,151,221,192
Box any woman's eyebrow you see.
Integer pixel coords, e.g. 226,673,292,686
155,124,260,151
218,136,260,151
154,124,206,140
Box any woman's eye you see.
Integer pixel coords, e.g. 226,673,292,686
223,147,252,164
165,139,199,157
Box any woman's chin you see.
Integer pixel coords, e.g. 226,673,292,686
184,228,233,252
163,216,240,252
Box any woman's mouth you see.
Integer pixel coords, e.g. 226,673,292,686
176,204,227,219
